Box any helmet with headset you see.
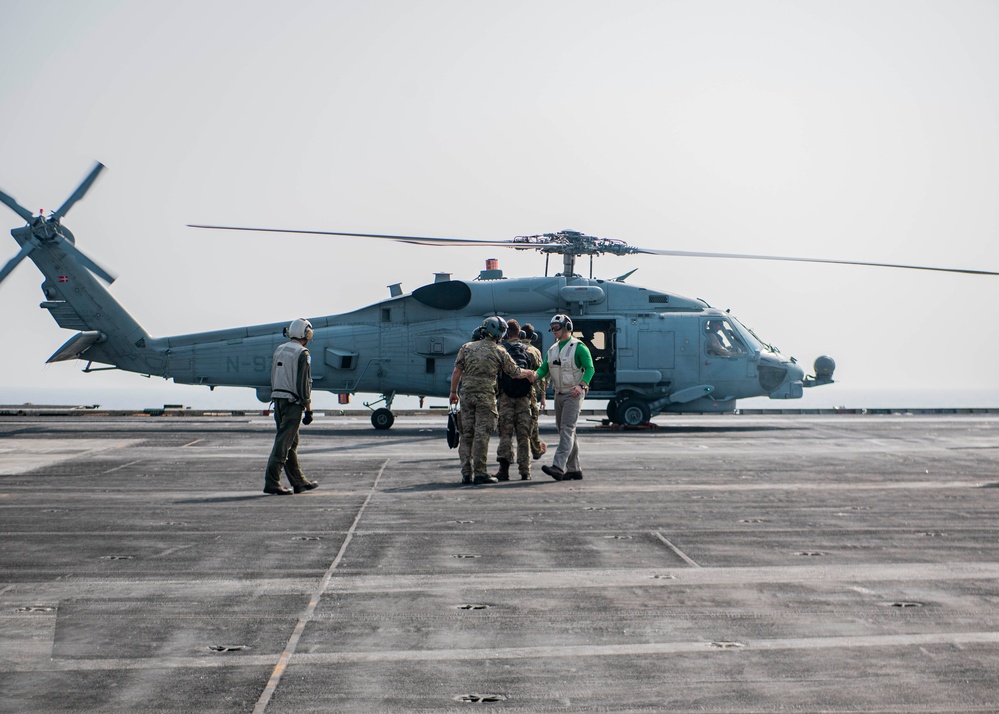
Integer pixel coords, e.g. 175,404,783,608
482,315,508,340
549,314,573,333
285,318,314,341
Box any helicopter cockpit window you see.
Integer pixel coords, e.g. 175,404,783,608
704,318,746,358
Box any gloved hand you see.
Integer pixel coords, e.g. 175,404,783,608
302,410,314,425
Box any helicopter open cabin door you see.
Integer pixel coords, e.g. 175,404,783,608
699,316,755,395
571,319,616,394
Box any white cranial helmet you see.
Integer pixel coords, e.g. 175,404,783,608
287,318,314,341
549,313,573,332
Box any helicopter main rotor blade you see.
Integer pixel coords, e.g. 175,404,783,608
0,239,39,285
186,224,521,248
0,187,36,223
187,224,998,276
51,162,105,222
637,247,999,277
59,239,117,284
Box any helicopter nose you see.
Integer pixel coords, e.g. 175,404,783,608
759,356,804,397
786,360,805,383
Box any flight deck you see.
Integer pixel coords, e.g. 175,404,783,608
1,412,997,712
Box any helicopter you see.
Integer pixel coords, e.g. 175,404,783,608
4,163,998,429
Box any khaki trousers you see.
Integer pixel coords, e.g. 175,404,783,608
552,391,582,473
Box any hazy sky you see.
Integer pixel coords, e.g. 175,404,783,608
1,0,997,410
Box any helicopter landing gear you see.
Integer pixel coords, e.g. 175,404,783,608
365,391,396,430
371,408,395,430
615,397,651,427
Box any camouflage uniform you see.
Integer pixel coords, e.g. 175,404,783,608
496,393,532,478
525,341,547,459
496,339,542,477
453,339,523,481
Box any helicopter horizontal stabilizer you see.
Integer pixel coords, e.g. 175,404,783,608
47,330,105,363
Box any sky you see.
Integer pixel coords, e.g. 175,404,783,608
1,0,998,411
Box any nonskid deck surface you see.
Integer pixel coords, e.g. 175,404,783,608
1,413,997,713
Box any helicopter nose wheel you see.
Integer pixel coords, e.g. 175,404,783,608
371,408,395,430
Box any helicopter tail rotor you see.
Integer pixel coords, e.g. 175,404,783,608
0,162,117,288
51,162,105,222
0,187,36,224
56,237,118,285
0,238,40,285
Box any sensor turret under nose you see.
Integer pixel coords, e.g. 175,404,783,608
803,355,836,387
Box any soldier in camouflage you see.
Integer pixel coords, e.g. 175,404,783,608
450,316,536,485
521,324,548,460
494,319,537,480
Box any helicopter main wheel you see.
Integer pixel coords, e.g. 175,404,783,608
616,398,651,427
371,408,395,430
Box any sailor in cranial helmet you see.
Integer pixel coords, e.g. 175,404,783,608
263,318,319,495
536,313,594,482
449,316,537,485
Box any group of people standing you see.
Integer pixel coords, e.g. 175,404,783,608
450,312,595,486
261,312,595,494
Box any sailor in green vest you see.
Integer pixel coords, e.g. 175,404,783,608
535,314,594,481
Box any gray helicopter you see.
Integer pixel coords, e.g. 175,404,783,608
4,163,997,429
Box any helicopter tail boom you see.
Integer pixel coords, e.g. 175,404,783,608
13,222,151,368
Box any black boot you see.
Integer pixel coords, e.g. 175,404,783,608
494,458,511,481
542,464,565,481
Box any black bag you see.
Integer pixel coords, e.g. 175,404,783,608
446,406,460,449
498,342,533,398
